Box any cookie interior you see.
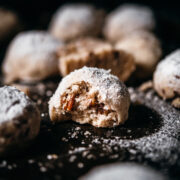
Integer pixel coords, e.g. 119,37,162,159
54,81,118,127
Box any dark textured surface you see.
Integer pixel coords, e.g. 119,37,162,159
0,80,179,180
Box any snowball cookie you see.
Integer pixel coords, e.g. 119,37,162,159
0,86,40,156
0,8,19,41
153,49,180,99
49,67,130,128
58,37,135,82
115,31,162,78
103,4,155,42
49,4,104,42
2,31,63,83
80,162,167,180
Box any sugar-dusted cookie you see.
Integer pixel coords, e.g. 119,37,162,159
3,31,63,83
104,4,155,42
0,86,40,156
153,49,180,99
49,67,130,128
49,4,104,41
80,163,167,180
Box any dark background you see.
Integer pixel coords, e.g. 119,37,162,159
0,0,180,63
0,0,180,31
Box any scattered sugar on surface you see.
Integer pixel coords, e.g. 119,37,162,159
77,162,84,168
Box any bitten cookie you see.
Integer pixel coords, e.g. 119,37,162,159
49,67,130,128
0,86,41,156
2,31,63,83
115,31,162,78
0,8,19,41
153,49,180,99
103,4,155,42
58,37,135,82
49,4,104,42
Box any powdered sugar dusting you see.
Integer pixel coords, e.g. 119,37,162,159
104,3,155,41
0,86,35,123
80,163,166,180
5,31,62,61
52,4,95,29
54,67,129,104
153,49,180,98
3,31,63,82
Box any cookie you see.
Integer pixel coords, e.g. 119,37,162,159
115,31,162,78
0,86,41,156
103,4,155,42
80,163,167,180
49,67,130,128
49,4,104,42
58,37,135,82
2,31,63,83
0,8,19,41
153,49,180,99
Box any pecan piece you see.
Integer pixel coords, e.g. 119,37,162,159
66,95,75,111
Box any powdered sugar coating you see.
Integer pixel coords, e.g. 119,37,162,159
153,49,180,99
3,31,63,83
104,4,155,42
0,86,33,123
0,86,41,155
49,4,104,41
80,162,167,180
49,67,130,127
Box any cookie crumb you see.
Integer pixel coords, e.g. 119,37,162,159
138,81,153,92
172,98,180,109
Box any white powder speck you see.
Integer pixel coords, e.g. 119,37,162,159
78,162,84,168
69,155,77,162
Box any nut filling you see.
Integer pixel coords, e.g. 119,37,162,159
59,81,117,127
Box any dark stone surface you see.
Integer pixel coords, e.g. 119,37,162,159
0,80,179,180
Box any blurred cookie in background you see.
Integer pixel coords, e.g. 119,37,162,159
49,4,105,42
0,8,20,42
58,37,135,82
103,4,155,43
115,31,162,78
2,31,63,83
153,50,180,107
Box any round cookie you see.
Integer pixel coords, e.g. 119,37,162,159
2,31,63,83
115,31,162,78
80,163,167,180
58,37,135,82
0,86,41,156
0,8,19,41
153,49,180,99
49,67,130,128
103,4,155,42
49,4,104,42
